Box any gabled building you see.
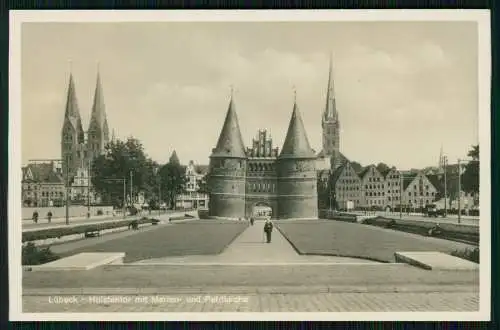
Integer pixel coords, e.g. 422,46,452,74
401,171,439,209
22,162,65,207
331,161,362,209
359,165,386,208
381,167,402,210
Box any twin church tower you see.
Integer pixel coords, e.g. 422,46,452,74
207,55,341,220
60,69,111,179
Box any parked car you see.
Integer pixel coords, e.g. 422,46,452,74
425,204,446,217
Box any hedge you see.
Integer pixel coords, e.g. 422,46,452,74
22,217,156,243
362,217,479,244
22,242,60,265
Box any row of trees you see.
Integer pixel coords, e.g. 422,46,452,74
90,137,188,209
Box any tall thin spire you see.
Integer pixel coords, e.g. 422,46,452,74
63,70,84,134
211,93,246,158
279,100,315,159
89,65,109,138
323,52,337,121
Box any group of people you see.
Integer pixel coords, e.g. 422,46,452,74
31,210,52,223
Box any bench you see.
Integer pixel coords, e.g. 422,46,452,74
84,230,100,238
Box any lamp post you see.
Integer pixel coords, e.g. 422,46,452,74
457,157,474,224
87,159,92,218
129,170,134,207
153,166,161,218
443,155,448,217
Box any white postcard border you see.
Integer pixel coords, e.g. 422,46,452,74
9,9,491,321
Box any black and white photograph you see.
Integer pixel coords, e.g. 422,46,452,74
9,10,491,321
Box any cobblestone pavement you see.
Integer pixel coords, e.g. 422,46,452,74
23,291,479,312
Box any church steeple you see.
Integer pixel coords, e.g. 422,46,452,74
279,97,315,159
89,66,109,140
87,65,110,157
62,72,85,141
211,92,247,158
323,53,338,122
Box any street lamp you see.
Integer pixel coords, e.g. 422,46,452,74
153,166,161,218
87,158,92,218
443,155,448,217
457,157,474,224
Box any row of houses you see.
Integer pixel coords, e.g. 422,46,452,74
21,162,100,207
21,159,210,210
318,161,477,211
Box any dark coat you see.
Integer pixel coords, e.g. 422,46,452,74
264,222,273,233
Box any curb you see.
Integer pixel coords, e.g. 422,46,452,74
23,284,479,296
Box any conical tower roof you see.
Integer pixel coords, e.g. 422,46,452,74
63,73,84,131
279,101,315,159
169,150,180,165
89,69,109,136
211,97,247,159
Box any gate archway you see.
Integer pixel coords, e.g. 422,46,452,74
252,201,273,218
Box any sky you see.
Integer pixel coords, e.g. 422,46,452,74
20,21,479,170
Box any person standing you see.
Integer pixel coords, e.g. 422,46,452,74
250,217,254,226
263,218,273,243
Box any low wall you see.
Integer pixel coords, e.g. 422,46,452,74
23,206,114,220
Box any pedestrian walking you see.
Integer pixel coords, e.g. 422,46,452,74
32,211,38,224
250,217,254,226
263,218,273,243
47,211,52,223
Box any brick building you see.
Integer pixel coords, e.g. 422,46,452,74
22,162,66,207
207,95,318,220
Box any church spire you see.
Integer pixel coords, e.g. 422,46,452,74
63,71,84,142
323,52,337,121
279,97,315,159
211,91,247,158
89,65,109,139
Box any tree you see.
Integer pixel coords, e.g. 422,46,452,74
462,145,479,194
91,137,157,208
376,163,391,174
350,161,363,173
197,173,209,195
159,151,187,209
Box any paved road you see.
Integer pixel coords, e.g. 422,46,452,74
22,211,187,231
352,211,479,226
23,291,478,312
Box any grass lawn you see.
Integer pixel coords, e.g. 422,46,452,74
276,220,477,263
56,220,248,263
